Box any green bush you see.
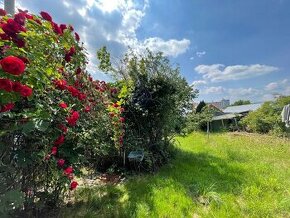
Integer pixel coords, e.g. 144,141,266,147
98,49,195,171
241,96,290,136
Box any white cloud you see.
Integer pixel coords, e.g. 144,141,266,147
195,64,279,82
202,86,225,94
17,0,189,80
139,38,190,57
196,51,206,58
191,80,206,87
265,82,278,91
190,56,194,60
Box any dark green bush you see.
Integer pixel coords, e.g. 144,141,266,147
241,96,290,136
98,49,195,171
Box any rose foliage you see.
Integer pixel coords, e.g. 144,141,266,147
0,10,124,215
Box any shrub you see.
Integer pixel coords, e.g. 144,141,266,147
98,49,195,171
241,96,290,136
0,10,123,215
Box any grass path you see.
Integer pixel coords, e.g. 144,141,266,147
62,132,290,217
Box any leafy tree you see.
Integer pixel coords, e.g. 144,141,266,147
196,100,206,113
98,49,195,170
232,100,251,106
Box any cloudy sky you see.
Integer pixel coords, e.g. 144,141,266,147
3,0,290,103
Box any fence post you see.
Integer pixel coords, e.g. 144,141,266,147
4,0,15,15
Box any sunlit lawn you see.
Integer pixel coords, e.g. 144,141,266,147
61,132,290,218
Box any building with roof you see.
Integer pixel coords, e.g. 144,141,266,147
210,103,262,131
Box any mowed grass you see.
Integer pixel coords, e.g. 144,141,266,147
61,132,290,218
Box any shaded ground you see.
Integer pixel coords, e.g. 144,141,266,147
60,132,290,218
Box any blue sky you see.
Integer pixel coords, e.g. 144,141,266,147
4,0,290,103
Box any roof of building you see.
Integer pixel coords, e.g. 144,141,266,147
223,103,262,114
212,113,242,121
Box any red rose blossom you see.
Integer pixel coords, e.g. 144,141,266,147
59,102,68,109
70,181,78,190
119,117,125,123
0,8,6,16
14,12,26,25
66,111,80,126
40,11,52,22
51,22,62,35
54,79,67,90
51,146,57,155
0,78,13,92
0,56,26,75
67,86,79,97
20,85,32,97
0,103,14,112
2,19,26,37
64,166,73,175
54,135,65,146
84,106,91,113
58,124,68,134
76,67,81,75
78,93,86,101
75,32,80,41
57,159,65,167
60,24,67,32
12,81,23,92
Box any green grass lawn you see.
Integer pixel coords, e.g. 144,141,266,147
61,132,290,218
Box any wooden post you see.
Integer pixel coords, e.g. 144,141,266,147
4,0,15,15
207,121,209,139
221,119,225,128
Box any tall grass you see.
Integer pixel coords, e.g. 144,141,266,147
60,132,290,217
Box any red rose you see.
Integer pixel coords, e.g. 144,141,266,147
75,32,80,41
67,86,79,97
51,146,57,155
69,25,74,31
64,53,71,62
119,117,125,123
0,8,6,16
54,135,65,146
0,56,26,75
70,181,78,190
0,78,13,92
0,33,10,40
64,166,73,175
84,106,91,113
51,22,62,35
69,46,76,55
25,14,33,20
113,102,119,108
12,37,26,48
59,102,68,109
53,79,67,90
66,111,80,126
2,19,25,37
0,103,14,112
77,93,86,101
76,67,81,75
109,112,115,117
12,81,23,92
40,11,52,22
58,124,68,134
14,12,26,25
20,85,32,97
60,24,67,33
57,159,65,167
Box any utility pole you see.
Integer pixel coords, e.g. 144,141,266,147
4,0,15,15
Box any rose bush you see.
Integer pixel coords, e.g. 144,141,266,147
0,9,124,216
